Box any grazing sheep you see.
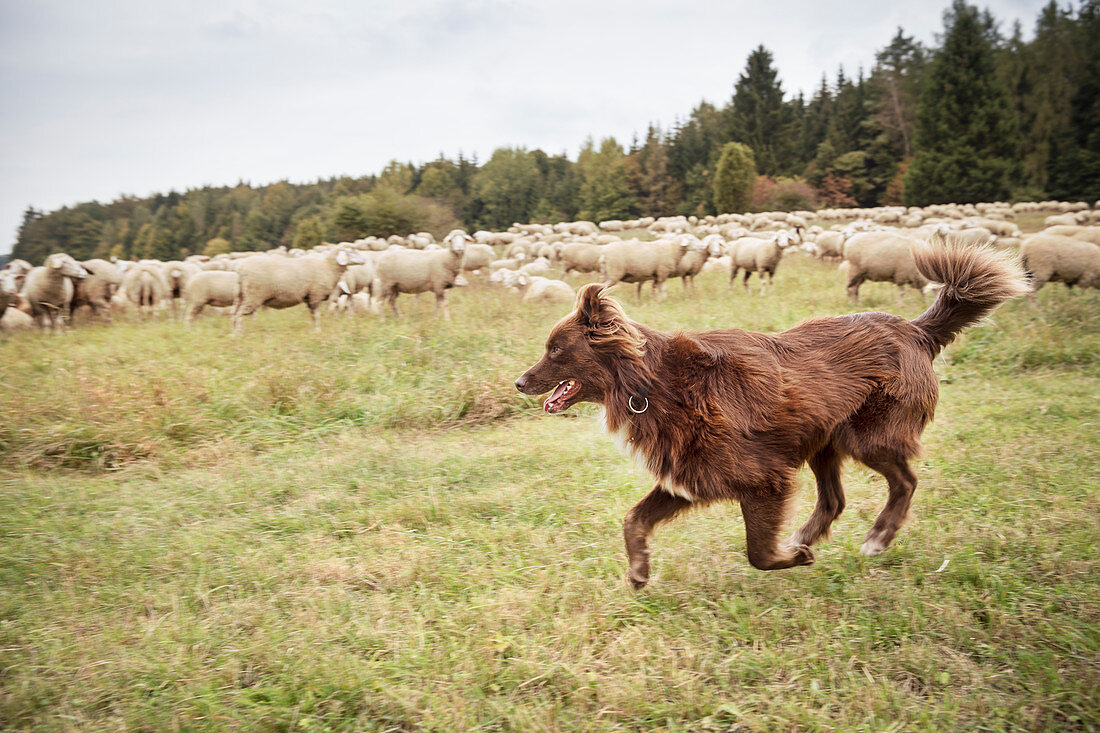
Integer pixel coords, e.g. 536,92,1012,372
841,232,931,303
494,270,575,303
517,257,555,278
461,244,496,273
489,258,523,273
559,242,606,276
0,269,18,319
162,261,202,314
122,264,171,317
373,230,471,319
22,253,88,331
728,231,792,295
329,261,377,316
233,246,366,333
1044,213,1078,227
1040,225,1100,247
934,223,995,248
184,270,240,323
71,258,123,321
673,235,718,293
1019,234,1100,294
599,238,689,301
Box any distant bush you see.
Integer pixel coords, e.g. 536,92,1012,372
751,176,818,211
203,237,232,257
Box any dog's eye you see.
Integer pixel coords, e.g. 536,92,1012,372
549,346,563,359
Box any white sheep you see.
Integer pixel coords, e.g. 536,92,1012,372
1040,226,1100,246
0,269,18,320
599,238,689,300
461,244,496,273
184,270,240,323
122,264,172,317
1019,234,1100,294
558,242,605,276
672,235,716,293
493,270,574,303
728,230,792,295
71,258,122,322
841,232,931,303
233,246,366,333
329,261,377,316
22,253,88,331
373,230,471,319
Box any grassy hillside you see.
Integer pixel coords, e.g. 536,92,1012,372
1,255,1097,731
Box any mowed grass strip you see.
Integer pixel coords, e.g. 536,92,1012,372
1,254,1097,731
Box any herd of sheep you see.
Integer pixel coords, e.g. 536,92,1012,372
2,199,1099,335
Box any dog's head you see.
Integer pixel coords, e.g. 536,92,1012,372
515,283,648,414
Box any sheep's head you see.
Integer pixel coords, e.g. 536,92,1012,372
444,230,473,254
774,230,792,249
0,270,17,295
334,248,367,267
47,253,87,279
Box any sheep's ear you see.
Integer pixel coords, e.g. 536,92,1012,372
336,250,349,266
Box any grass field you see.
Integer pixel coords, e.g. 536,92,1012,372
1,252,1098,731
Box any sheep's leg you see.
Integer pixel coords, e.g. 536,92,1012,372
741,489,815,570
308,302,321,332
729,266,739,290
232,301,256,335
846,273,865,303
623,485,692,589
387,291,401,318
788,443,845,547
635,281,644,302
856,452,918,556
186,302,202,325
435,292,450,320
742,270,752,294
896,283,906,304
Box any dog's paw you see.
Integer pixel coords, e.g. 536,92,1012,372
860,532,889,556
627,568,649,590
791,543,815,566
862,537,888,554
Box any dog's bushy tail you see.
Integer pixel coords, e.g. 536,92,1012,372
911,234,1030,354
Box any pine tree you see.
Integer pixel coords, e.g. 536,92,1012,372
727,46,794,176
578,138,637,222
1048,0,1100,200
713,142,756,213
904,1,1020,204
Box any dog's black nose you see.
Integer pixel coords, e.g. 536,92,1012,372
514,376,528,392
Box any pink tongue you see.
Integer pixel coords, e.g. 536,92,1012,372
544,381,571,412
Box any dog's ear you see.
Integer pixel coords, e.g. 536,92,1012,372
574,283,607,327
574,283,646,360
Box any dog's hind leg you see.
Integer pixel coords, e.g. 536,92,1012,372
857,453,918,556
788,444,846,547
623,486,692,589
741,491,815,570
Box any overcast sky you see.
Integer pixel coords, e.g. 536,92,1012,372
0,0,1052,255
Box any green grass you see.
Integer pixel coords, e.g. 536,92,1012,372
1,255,1097,731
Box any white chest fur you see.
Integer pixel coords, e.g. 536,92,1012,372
598,409,695,502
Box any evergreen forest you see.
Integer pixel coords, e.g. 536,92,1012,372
10,0,1100,265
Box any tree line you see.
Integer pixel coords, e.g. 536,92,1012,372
11,0,1099,265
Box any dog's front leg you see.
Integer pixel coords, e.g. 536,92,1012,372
623,485,692,589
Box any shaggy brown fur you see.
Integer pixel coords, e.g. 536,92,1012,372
515,238,1029,588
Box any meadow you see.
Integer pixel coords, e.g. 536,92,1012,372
1,250,1097,731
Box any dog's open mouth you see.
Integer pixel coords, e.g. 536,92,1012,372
544,379,581,414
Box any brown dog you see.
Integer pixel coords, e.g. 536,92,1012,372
515,239,1029,588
